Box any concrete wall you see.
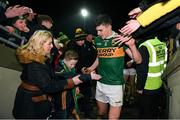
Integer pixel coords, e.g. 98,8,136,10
167,69,180,119
0,67,21,118
162,47,180,119
0,44,22,118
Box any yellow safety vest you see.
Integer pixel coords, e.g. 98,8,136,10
140,38,167,90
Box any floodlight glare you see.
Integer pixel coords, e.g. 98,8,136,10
81,9,88,17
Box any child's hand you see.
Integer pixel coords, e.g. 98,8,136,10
6,26,15,33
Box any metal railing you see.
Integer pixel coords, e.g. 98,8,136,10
0,37,19,48
0,24,27,48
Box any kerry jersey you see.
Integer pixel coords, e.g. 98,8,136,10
95,36,127,85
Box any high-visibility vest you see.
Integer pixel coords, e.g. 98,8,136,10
139,38,167,90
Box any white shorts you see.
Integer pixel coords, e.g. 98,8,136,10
123,68,136,75
95,81,123,107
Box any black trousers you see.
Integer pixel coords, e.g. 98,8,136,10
79,83,92,116
137,89,162,119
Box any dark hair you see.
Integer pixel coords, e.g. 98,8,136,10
95,14,112,26
37,14,53,25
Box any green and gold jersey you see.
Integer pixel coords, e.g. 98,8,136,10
95,36,127,85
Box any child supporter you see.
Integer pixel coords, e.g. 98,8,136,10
52,50,101,119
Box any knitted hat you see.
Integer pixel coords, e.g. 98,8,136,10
11,16,26,24
57,32,69,45
74,28,87,41
54,38,64,49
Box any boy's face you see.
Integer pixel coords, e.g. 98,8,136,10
76,40,85,46
42,20,53,29
13,19,27,31
64,59,78,70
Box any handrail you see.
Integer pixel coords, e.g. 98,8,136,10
0,24,27,46
0,37,19,48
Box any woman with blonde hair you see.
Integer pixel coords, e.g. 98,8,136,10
12,30,83,119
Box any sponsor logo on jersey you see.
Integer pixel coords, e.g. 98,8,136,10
97,47,125,58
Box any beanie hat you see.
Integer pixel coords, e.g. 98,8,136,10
54,38,64,49
57,32,69,45
11,16,26,24
74,28,87,41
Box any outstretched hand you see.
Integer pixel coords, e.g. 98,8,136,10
128,7,142,18
5,5,31,18
112,34,135,47
119,20,141,35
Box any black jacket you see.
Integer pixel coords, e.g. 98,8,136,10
13,58,75,118
0,0,8,24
